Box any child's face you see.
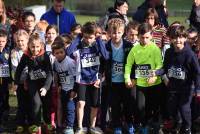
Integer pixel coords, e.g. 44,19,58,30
172,36,186,50
146,15,155,27
0,36,7,50
24,16,36,32
110,26,124,44
29,41,42,56
82,33,96,45
126,28,138,43
46,28,57,43
53,48,65,61
16,35,28,51
139,32,152,45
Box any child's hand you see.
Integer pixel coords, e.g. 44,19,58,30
70,91,77,100
12,84,18,91
126,79,134,88
147,77,157,85
40,88,47,96
94,79,100,88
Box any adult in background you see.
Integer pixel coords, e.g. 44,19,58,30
132,0,168,28
98,0,129,30
40,0,76,34
189,0,200,32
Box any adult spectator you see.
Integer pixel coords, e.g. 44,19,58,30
40,0,76,34
189,0,200,32
98,0,129,30
187,27,198,50
22,11,36,35
132,0,168,28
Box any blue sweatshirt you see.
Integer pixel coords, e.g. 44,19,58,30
67,36,109,84
163,43,200,93
40,7,76,34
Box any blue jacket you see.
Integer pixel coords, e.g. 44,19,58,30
67,36,109,84
163,44,200,93
40,7,76,34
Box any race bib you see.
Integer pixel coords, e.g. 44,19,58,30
0,64,10,77
113,61,123,74
58,72,70,84
81,55,100,68
168,67,185,80
29,69,47,80
135,64,153,78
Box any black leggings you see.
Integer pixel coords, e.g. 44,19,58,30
28,82,51,125
136,84,163,125
111,83,134,128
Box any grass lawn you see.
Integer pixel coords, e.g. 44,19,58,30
76,15,189,27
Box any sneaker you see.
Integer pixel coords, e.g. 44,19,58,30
114,128,122,134
0,126,4,133
75,127,87,134
47,124,56,131
90,127,103,134
28,125,39,133
127,124,135,134
63,126,74,134
16,126,24,133
139,126,148,134
180,128,191,134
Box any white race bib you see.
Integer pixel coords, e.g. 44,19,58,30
135,64,153,78
81,56,100,68
59,72,70,85
113,62,123,74
29,69,47,80
168,67,185,80
0,64,10,77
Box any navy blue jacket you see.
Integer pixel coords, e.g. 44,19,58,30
67,36,109,84
132,1,168,28
163,44,200,93
40,7,76,34
103,39,133,85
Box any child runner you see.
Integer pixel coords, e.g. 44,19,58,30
14,33,53,134
45,25,58,55
11,29,31,133
52,42,76,134
67,21,109,134
0,29,11,132
163,25,200,134
105,18,134,134
125,23,163,133
125,20,140,45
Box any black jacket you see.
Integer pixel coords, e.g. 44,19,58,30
164,44,200,93
104,39,133,86
15,52,52,91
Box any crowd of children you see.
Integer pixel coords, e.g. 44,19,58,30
0,0,200,134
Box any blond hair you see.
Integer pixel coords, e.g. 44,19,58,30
35,20,49,32
107,18,125,32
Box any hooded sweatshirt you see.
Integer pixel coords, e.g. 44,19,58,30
163,43,200,93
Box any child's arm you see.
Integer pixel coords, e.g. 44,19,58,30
96,37,109,60
191,54,200,96
43,54,53,91
125,48,135,88
10,50,18,80
66,35,81,57
14,54,27,85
